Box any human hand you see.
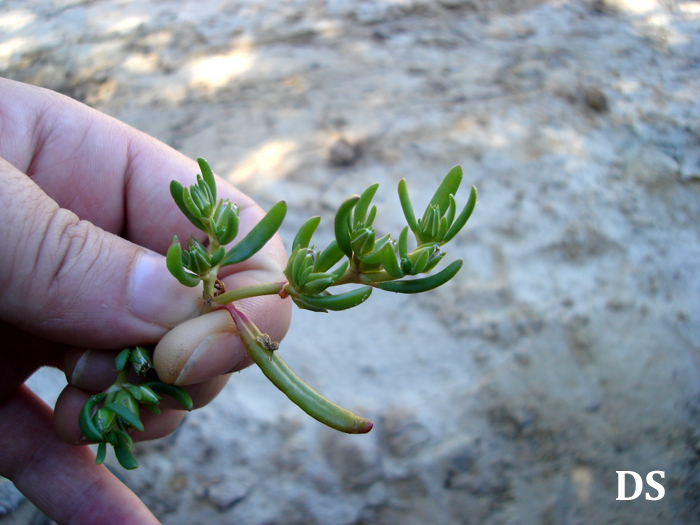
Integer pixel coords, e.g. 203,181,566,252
0,78,291,524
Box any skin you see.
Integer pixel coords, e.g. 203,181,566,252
0,78,291,525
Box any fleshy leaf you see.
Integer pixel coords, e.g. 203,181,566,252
398,179,419,233
220,201,287,266
354,183,379,229
170,180,205,231
292,216,321,251
375,259,463,294
334,195,360,257
197,157,217,204
424,165,463,219
443,185,477,244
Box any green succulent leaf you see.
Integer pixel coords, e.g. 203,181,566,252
142,382,193,411
182,186,204,221
210,246,225,267
329,259,349,281
380,242,404,278
354,183,379,229
190,183,211,217
129,346,153,375
334,195,360,257
398,179,419,233
398,226,409,260
375,259,463,294
92,407,116,435
113,430,138,470
197,157,217,204
360,233,392,265
221,201,287,266
315,240,344,273
298,286,373,311
137,385,162,406
115,348,130,373
446,194,456,228
292,216,321,251
104,401,144,432
95,440,107,465
443,185,477,244
424,165,463,219
302,275,334,295
410,247,430,274
166,237,200,287
79,393,107,442
170,180,205,231
365,205,377,227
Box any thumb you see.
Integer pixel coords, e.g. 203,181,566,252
0,157,202,349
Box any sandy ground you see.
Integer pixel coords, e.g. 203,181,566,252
2,0,700,523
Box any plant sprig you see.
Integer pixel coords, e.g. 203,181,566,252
78,347,193,469
80,158,477,468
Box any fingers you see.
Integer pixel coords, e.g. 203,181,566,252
0,156,203,348
63,348,234,407
0,79,292,352
54,376,230,444
0,386,160,525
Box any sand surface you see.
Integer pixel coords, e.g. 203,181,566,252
2,0,700,523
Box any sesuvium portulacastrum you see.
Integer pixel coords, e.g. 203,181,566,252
80,158,477,469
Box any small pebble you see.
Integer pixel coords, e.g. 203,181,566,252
328,137,359,166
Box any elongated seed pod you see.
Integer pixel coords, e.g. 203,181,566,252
376,259,463,294
226,305,373,434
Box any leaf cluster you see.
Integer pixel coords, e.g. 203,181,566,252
79,346,192,470
167,158,287,295
282,165,477,309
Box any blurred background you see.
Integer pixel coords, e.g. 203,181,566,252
2,0,700,523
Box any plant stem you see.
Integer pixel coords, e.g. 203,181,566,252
214,281,287,305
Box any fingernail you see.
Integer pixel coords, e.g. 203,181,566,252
174,332,244,386
69,349,91,385
130,251,202,328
